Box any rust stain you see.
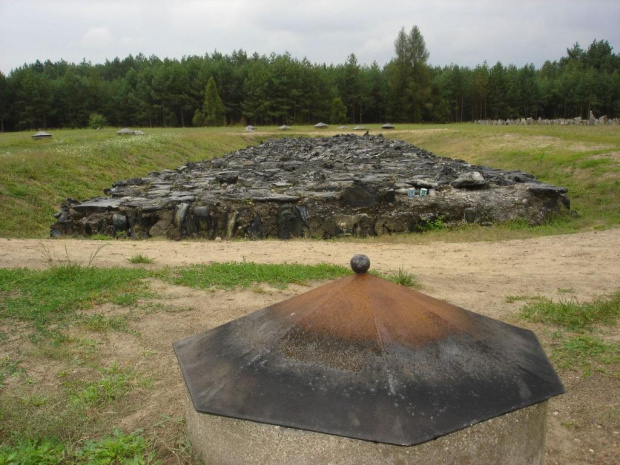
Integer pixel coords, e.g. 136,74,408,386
272,274,475,350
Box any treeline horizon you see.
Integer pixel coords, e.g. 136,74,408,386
0,27,619,132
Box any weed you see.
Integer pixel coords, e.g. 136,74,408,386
19,395,49,408
0,437,66,464
417,215,444,232
505,295,544,303
137,302,193,314
40,243,108,268
383,267,420,288
76,429,156,464
251,285,267,294
65,362,135,407
557,287,576,294
519,292,620,329
0,430,156,465
128,253,156,264
82,313,130,333
561,420,578,429
0,355,26,387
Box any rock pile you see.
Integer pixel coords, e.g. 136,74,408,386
50,134,570,240
475,116,618,126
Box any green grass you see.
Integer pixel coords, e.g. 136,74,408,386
519,291,620,330
0,429,157,465
82,313,133,333
382,267,420,288
165,262,351,290
0,356,26,388
127,254,156,265
0,127,254,238
505,294,544,303
64,362,137,408
515,291,620,378
0,262,355,340
1,124,619,239
0,264,152,332
550,333,619,377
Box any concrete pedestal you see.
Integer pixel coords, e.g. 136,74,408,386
185,395,548,465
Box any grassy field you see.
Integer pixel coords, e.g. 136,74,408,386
0,123,618,239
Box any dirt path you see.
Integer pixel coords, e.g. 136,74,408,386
2,229,618,320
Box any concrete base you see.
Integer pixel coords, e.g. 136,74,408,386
185,395,548,465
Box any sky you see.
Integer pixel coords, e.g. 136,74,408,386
1,0,619,74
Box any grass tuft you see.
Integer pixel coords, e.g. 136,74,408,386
65,362,136,408
0,430,155,465
550,333,619,377
383,267,420,288
505,295,544,303
519,292,620,329
82,313,132,333
128,254,156,265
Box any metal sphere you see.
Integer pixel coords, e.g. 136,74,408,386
350,254,371,274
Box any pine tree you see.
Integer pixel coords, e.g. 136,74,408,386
203,76,225,126
192,109,205,127
330,97,348,124
387,26,431,122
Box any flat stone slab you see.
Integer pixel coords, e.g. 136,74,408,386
51,135,570,239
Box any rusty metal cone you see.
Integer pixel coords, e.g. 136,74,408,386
173,255,564,446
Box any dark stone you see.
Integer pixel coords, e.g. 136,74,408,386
55,210,69,222
113,177,147,187
246,213,264,240
216,171,239,184
464,208,476,223
72,198,123,213
193,206,210,218
451,172,488,189
505,171,536,183
527,184,569,195
342,185,378,207
380,190,396,204
112,213,128,230
278,206,305,239
434,165,458,185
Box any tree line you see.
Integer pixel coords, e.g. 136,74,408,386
0,27,618,131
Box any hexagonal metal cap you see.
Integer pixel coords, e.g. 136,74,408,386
173,265,564,446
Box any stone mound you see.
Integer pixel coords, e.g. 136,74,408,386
50,134,570,240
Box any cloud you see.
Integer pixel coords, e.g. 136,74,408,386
80,27,114,48
1,0,619,73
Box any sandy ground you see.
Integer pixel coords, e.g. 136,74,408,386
2,229,619,320
1,230,619,464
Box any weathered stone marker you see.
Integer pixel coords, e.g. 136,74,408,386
174,255,564,464
51,134,570,240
